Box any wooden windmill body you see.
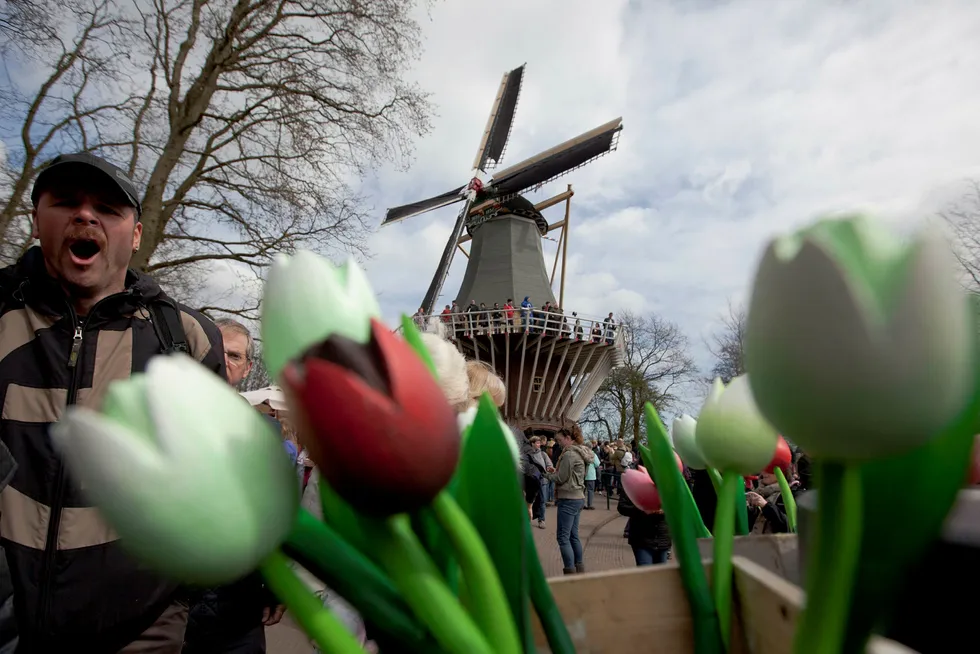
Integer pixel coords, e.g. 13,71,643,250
382,65,625,434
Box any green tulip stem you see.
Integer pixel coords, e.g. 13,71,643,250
259,549,365,654
283,509,434,650
376,514,493,654
794,462,863,654
643,404,723,654
773,467,798,533
525,515,576,654
712,470,739,651
707,468,723,495
430,491,522,654
734,477,749,536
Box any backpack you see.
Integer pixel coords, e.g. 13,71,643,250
147,299,189,355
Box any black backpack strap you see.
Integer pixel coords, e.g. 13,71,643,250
148,299,189,355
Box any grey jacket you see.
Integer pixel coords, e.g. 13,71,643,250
546,445,593,500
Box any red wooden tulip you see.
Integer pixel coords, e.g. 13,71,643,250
765,435,793,474
621,468,662,514
284,319,461,515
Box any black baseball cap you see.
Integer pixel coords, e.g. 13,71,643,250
31,152,142,219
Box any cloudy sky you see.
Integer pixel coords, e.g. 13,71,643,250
352,0,980,409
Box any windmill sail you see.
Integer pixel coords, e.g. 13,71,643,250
490,117,622,196
472,65,525,172
382,185,466,225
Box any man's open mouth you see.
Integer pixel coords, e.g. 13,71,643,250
68,239,102,264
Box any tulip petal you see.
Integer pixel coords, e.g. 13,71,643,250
696,376,778,476
54,410,258,583
747,221,972,460
672,415,706,470
621,469,662,513
54,356,299,585
262,252,381,378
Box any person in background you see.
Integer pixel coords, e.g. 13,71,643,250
184,318,285,654
491,302,503,334
0,152,225,652
528,437,552,529
745,465,796,534
544,426,593,574
503,298,515,332
465,299,479,337
604,312,615,344
617,486,671,565
584,444,600,510
412,306,426,330
520,296,533,332
440,304,452,324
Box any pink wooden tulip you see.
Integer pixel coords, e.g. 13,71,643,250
621,469,662,514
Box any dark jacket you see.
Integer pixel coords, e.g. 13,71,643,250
0,247,225,651
748,483,800,535
617,490,671,551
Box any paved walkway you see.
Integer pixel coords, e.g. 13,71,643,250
266,493,635,652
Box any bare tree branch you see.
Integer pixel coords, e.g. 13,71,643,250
583,311,699,443
939,179,980,293
704,300,746,385
1,0,434,317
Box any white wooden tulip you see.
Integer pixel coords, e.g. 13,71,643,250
52,355,299,585
262,251,382,379
695,376,779,476
745,216,973,460
672,414,707,470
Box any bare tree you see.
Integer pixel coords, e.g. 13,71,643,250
581,311,699,443
939,180,980,292
0,0,432,313
704,301,746,385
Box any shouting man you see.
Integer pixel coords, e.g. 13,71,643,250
0,153,225,652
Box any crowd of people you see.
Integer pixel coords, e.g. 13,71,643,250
413,299,619,344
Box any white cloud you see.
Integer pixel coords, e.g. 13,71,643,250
355,0,980,410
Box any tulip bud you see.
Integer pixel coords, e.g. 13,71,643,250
672,414,707,470
262,251,381,379
52,355,299,585
745,216,974,461
621,468,662,514
765,436,793,474
284,319,461,516
695,376,779,476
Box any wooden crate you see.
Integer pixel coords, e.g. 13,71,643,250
532,555,915,653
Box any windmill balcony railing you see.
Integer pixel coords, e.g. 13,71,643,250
404,309,624,347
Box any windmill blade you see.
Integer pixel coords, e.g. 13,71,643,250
382,185,466,225
471,65,525,173
420,200,473,314
489,117,623,197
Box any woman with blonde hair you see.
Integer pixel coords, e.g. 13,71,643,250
465,360,506,409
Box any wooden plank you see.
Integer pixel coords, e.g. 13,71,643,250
732,556,915,654
532,556,915,653
697,535,800,585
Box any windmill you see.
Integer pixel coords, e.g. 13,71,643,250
383,65,626,434
383,64,623,314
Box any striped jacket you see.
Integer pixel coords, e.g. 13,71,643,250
0,247,225,651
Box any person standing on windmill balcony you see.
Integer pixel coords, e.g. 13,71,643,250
604,312,616,345
520,296,533,332
465,299,479,337
449,300,460,337
503,298,515,332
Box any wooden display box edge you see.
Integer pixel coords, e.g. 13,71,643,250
532,556,915,654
